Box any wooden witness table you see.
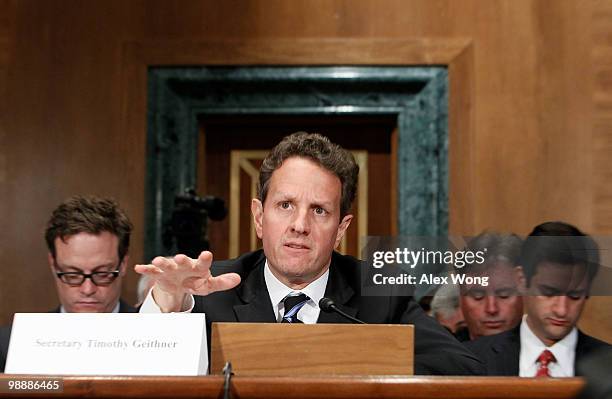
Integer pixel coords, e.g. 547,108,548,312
0,375,585,398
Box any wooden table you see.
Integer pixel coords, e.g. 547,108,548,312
0,375,585,398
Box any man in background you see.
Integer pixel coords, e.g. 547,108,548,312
431,284,467,339
458,232,524,340
45,195,136,314
0,195,136,372
466,222,611,376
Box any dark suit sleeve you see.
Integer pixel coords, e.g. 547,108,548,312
400,300,484,375
461,327,520,376
463,337,498,376
0,325,11,373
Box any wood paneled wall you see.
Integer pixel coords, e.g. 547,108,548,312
0,0,610,341
0,0,14,322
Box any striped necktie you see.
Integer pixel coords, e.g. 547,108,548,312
281,293,309,323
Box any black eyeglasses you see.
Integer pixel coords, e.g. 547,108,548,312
54,260,122,287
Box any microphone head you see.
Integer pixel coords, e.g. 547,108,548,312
319,297,336,312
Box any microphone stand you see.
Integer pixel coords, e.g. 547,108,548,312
319,297,366,324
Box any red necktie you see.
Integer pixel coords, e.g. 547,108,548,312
535,349,556,377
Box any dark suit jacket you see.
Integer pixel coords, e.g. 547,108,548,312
194,249,484,375
0,299,137,373
0,326,10,373
464,323,611,376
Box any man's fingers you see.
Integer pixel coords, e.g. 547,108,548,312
136,252,233,298
172,254,195,269
209,273,241,293
151,256,179,272
134,263,163,275
195,251,214,274
185,273,241,296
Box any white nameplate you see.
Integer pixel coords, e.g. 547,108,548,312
5,313,208,375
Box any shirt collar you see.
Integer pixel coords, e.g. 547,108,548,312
263,260,329,311
60,302,120,313
521,314,578,375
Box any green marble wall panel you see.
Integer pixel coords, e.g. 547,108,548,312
146,67,448,260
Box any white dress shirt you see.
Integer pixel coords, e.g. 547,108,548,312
519,315,578,377
60,302,120,313
263,261,328,323
140,258,330,323
140,286,194,313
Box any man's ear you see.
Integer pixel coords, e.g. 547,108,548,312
251,199,264,239
516,266,527,294
119,254,129,276
47,253,55,272
334,214,353,248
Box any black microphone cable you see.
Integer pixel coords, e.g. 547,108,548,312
318,297,366,324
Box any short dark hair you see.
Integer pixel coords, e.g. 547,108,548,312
45,196,133,260
258,132,359,218
520,221,600,287
458,231,523,276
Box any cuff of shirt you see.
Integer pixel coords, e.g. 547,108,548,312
139,287,195,313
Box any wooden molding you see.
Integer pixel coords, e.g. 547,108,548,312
0,375,584,398
121,38,476,236
123,38,472,65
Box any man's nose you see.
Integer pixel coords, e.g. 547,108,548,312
484,296,499,315
79,278,97,296
552,296,569,317
290,208,311,234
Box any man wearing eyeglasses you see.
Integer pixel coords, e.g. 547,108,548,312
45,195,137,314
0,196,137,372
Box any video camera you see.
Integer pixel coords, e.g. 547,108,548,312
163,188,227,258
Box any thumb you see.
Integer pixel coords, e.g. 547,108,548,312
201,272,241,295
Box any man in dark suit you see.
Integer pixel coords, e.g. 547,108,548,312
458,232,524,341
137,132,484,375
0,196,137,372
465,222,611,376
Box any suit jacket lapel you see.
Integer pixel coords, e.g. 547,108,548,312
491,325,521,376
233,256,277,323
231,252,359,324
118,299,137,313
574,329,598,375
316,257,358,324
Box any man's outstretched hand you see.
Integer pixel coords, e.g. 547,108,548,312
134,251,241,312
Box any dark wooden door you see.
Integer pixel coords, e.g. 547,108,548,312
198,114,396,259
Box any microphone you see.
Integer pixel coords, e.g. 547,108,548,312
318,297,365,324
